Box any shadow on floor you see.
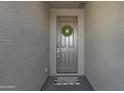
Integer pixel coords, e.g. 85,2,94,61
41,76,94,91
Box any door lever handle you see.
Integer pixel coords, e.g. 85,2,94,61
57,47,61,58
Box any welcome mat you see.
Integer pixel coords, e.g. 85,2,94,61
53,76,80,85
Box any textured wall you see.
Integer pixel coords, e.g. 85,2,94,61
85,2,124,91
0,2,49,90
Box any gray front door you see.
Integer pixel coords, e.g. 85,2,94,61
56,16,78,73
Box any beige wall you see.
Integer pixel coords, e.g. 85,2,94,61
0,2,49,90
85,1,124,90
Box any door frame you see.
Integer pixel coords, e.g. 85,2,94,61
49,9,84,76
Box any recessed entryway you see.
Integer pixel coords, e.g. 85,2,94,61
1,1,123,91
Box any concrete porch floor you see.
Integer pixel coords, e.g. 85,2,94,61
41,76,94,91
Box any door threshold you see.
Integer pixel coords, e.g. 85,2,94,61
56,73,79,76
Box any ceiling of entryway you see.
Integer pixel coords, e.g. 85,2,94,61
48,1,87,9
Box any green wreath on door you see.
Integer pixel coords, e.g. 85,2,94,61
61,25,73,37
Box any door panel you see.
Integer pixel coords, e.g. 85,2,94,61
56,16,78,73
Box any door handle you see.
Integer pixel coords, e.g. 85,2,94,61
57,47,61,58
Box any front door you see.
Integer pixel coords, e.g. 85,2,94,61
56,16,78,73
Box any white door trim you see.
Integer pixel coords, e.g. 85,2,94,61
49,9,84,76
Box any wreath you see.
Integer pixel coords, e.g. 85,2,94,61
61,25,73,37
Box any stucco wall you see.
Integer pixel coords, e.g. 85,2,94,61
0,2,49,90
85,2,124,90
